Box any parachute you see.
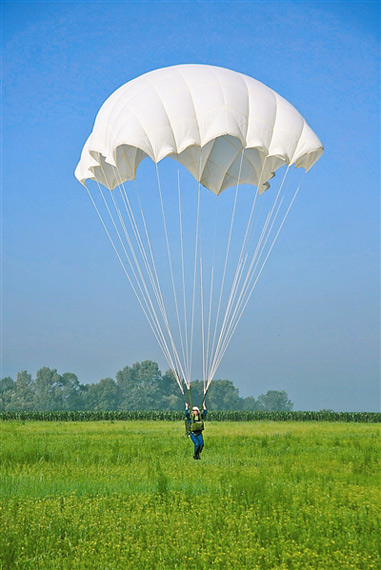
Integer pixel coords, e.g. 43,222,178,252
75,64,323,400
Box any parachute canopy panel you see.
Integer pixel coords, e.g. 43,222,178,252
75,64,323,194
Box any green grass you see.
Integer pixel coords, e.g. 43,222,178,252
1,421,380,569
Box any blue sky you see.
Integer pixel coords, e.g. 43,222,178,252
2,1,380,411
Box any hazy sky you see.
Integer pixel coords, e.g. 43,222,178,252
2,1,380,411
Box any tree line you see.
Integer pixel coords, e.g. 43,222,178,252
0,360,294,412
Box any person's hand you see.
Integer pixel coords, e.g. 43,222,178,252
185,402,189,410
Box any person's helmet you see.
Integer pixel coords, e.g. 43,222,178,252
192,406,200,413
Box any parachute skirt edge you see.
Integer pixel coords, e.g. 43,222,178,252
76,138,323,194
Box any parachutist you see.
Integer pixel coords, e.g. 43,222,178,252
185,402,207,459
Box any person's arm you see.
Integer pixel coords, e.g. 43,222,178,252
185,402,190,419
202,404,207,419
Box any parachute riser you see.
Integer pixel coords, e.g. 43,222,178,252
184,384,208,410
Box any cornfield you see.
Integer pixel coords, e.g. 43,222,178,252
1,410,379,422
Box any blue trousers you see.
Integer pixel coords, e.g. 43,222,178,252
190,432,204,455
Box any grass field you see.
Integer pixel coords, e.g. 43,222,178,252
1,420,379,569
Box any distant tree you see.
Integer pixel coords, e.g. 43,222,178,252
159,369,183,410
0,377,15,411
60,372,86,410
116,361,162,410
207,379,242,410
256,390,293,411
0,377,14,392
241,396,258,411
85,378,120,410
9,371,35,411
34,367,63,410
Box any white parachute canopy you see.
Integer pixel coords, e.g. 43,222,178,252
75,64,323,396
